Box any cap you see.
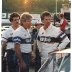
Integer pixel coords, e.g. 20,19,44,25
36,19,42,23
35,19,42,26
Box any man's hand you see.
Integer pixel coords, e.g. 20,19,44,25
48,48,59,55
19,60,27,71
31,51,36,63
54,48,59,52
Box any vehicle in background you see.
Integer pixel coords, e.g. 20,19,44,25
1,26,10,31
1,26,10,35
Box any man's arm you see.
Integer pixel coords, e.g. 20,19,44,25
14,43,23,62
14,43,26,70
2,41,7,57
57,33,70,50
31,40,37,62
32,40,37,53
31,30,38,62
13,32,27,69
1,31,8,56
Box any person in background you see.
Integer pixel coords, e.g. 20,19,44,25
37,11,70,72
31,20,43,72
58,13,68,32
13,13,34,72
53,13,60,26
2,12,20,72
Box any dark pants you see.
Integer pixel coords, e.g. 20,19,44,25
35,48,41,72
20,53,31,72
2,48,7,72
2,56,7,72
7,50,19,72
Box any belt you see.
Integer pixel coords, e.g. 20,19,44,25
22,52,31,55
6,49,15,54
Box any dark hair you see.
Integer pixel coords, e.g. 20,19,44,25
40,11,51,20
9,12,20,22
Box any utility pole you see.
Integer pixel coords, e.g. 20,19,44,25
56,0,58,15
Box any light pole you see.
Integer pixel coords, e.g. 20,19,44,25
56,0,58,15
56,0,65,14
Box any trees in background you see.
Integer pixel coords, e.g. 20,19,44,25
2,0,69,13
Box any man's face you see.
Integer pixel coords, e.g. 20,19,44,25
23,19,32,29
43,16,51,27
59,16,62,20
12,17,20,27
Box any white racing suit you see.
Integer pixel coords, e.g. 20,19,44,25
37,24,70,72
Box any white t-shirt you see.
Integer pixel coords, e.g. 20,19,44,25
13,26,32,53
2,26,15,49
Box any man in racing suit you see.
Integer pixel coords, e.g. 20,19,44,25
37,11,70,72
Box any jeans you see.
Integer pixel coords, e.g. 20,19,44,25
7,50,19,72
20,53,31,72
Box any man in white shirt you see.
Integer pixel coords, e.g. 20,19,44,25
2,12,20,72
13,13,34,72
37,11,70,72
